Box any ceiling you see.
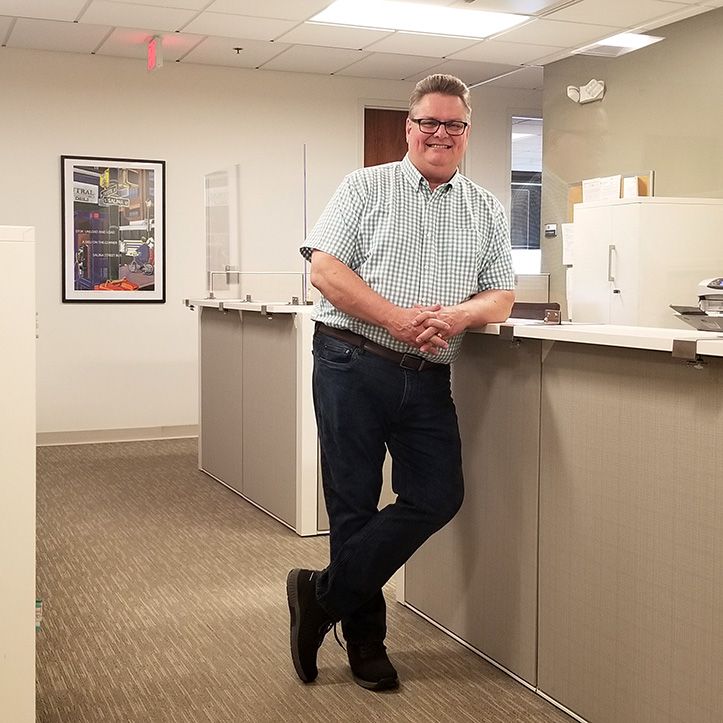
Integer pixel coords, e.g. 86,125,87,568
1,0,721,90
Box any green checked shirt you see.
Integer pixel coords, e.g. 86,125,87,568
300,154,515,365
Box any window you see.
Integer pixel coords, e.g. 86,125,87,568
510,117,542,251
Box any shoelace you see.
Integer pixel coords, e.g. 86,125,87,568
332,622,346,651
317,620,337,648
328,626,387,658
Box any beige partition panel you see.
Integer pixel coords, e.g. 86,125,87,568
199,307,243,492
404,334,542,684
241,312,297,527
539,343,723,723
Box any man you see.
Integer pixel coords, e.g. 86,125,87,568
287,74,515,691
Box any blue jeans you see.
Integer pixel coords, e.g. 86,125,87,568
312,330,464,644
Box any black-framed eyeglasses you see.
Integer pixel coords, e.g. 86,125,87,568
410,118,469,136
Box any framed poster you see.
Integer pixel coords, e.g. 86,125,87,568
61,155,165,302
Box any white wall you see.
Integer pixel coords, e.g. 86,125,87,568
0,47,539,437
541,8,723,315
467,86,541,217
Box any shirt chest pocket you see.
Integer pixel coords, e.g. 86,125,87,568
433,224,482,304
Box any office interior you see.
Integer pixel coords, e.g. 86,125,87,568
2,1,723,721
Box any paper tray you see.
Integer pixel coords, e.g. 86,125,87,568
674,314,723,332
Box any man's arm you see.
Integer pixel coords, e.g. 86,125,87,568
310,250,448,350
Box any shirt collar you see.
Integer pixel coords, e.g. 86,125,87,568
401,154,460,193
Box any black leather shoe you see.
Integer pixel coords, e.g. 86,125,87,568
286,569,333,683
347,641,399,691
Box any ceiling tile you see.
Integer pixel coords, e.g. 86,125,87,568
364,30,481,57
96,27,202,60
546,0,688,27
182,12,296,40
413,57,519,85
181,35,290,68
482,64,543,89
641,5,719,30
448,0,569,12
260,44,368,74
4,17,111,52
206,0,332,21
450,38,562,64
80,1,196,31
390,0,457,6
336,52,441,80
0,15,13,38
102,0,209,9
0,0,87,22
409,0,558,11
494,17,620,45
275,22,392,50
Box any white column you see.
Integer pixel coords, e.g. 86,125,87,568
0,225,36,723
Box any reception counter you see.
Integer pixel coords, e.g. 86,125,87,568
401,321,723,723
190,299,327,536
192,298,723,722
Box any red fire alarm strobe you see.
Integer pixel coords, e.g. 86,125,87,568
147,35,163,72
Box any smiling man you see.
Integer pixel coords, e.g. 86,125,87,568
287,74,515,691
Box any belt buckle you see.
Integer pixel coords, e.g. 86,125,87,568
400,353,424,371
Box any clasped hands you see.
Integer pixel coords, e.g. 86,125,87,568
387,304,465,355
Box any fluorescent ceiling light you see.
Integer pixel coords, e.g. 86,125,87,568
574,32,664,58
309,0,529,39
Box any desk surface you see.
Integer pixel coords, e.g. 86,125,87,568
189,300,723,358
477,320,723,357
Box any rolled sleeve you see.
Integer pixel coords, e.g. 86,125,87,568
478,199,515,291
300,175,364,267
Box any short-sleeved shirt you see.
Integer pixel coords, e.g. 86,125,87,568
300,154,514,365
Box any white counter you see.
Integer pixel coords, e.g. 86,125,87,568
477,319,723,357
402,321,723,723
189,298,314,314
192,297,723,721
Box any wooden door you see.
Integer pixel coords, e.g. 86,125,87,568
364,108,408,167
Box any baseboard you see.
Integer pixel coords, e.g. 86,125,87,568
36,425,198,447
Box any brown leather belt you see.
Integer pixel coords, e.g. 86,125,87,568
315,322,442,372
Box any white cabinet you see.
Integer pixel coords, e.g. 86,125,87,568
0,226,36,723
569,198,723,327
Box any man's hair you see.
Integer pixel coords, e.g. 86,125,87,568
409,74,471,119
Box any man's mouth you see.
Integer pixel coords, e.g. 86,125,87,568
426,143,451,149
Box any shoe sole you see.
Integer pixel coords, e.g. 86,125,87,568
286,568,315,683
352,674,400,691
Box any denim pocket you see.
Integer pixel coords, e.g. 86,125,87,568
314,335,358,365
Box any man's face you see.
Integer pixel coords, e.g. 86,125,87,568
406,92,469,188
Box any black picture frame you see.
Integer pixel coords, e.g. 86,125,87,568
61,155,166,302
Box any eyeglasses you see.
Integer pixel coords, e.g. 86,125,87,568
410,118,469,136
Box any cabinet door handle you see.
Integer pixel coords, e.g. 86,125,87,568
607,244,616,283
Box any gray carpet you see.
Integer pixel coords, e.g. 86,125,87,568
36,438,572,723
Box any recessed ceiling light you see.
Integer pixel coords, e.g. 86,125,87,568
574,32,664,58
309,0,529,39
